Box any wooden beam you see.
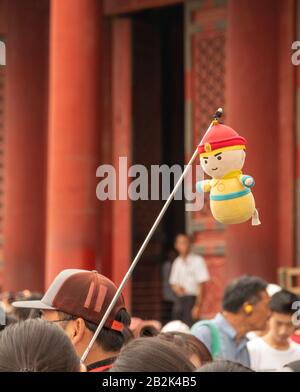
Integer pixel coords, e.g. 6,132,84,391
104,0,183,16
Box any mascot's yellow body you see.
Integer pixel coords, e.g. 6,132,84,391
196,122,260,226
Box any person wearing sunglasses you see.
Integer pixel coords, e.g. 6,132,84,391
13,269,131,372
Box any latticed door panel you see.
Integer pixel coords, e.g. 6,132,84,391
185,0,227,318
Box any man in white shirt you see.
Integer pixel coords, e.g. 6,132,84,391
247,289,300,371
169,233,209,326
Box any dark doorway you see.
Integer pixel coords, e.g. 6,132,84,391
131,5,184,324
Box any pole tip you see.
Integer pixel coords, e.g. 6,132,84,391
212,108,223,122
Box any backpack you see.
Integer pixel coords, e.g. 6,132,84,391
191,320,221,359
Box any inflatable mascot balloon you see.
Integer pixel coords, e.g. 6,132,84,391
196,109,260,226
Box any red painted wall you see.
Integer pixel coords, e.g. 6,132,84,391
225,0,295,282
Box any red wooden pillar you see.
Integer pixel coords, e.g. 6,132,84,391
226,0,286,282
111,18,132,309
98,20,113,279
3,0,48,291
46,0,103,285
277,0,295,268
296,0,300,266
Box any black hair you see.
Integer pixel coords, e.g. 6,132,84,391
122,326,134,344
159,332,212,365
196,360,255,372
0,319,81,372
284,360,300,372
139,324,160,337
222,275,268,313
269,289,300,315
110,336,195,372
58,307,131,352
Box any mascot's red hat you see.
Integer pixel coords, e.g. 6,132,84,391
198,123,247,157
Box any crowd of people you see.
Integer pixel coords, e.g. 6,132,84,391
0,234,299,372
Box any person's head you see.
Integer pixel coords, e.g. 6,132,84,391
130,317,161,338
161,320,190,334
222,275,270,332
0,319,82,372
174,234,191,257
0,313,18,331
110,336,195,372
197,360,254,372
139,324,160,337
0,291,16,314
12,269,131,364
12,291,43,321
159,332,212,368
267,289,299,346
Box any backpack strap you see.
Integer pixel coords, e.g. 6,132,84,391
191,320,221,359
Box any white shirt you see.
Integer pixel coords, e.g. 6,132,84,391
246,331,260,340
247,337,300,371
169,253,209,296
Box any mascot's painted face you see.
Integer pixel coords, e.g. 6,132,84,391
200,149,246,179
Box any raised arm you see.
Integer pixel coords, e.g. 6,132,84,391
196,180,212,193
239,174,255,188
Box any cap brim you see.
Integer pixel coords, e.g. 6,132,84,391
12,300,57,310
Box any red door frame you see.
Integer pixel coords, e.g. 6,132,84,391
104,0,183,15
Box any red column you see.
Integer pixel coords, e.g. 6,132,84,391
46,0,103,285
225,0,281,282
297,0,300,265
111,19,132,309
98,20,113,279
277,0,295,267
3,0,48,292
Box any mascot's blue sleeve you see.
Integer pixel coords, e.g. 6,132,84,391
196,181,203,193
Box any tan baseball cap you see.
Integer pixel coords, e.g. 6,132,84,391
12,269,126,332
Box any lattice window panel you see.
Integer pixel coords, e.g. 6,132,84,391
192,34,226,146
192,33,226,225
185,0,227,317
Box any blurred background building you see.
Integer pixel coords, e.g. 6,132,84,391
0,0,298,321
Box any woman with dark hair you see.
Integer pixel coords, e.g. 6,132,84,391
0,319,83,372
197,360,254,372
110,336,195,372
159,332,212,368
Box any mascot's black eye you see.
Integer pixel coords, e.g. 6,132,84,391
217,156,222,160
204,160,208,164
